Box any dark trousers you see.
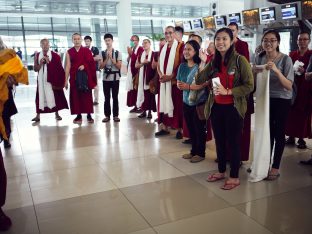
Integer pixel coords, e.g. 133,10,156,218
103,80,119,117
0,149,7,207
270,98,291,169
183,103,207,158
211,104,243,178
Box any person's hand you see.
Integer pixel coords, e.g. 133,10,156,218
177,80,189,90
40,57,45,65
213,83,227,95
298,66,305,74
305,72,312,81
143,59,149,64
199,49,207,63
127,46,132,55
265,61,278,73
252,64,264,74
78,65,85,70
44,56,50,64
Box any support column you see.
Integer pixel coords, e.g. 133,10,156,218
116,0,132,54
91,18,102,50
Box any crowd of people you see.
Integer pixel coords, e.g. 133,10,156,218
1,22,312,230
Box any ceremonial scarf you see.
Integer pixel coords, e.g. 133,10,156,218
37,50,56,110
159,40,178,117
126,46,140,91
136,49,153,108
249,68,271,182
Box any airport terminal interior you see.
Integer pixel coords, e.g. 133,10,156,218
1,0,312,233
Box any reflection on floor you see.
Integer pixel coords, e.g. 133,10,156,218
1,71,312,234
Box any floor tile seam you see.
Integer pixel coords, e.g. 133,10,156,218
15,118,42,234
233,206,275,234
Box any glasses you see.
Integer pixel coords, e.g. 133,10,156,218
262,39,278,44
165,32,173,35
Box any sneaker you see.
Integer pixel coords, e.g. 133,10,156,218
182,153,193,159
190,155,205,163
102,117,110,123
285,137,295,145
176,131,183,139
155,129,170,137
87,114,94,123
73,115,82,124
182,139,192,144
113,116,120,122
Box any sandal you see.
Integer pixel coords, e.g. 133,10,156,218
206,173,225,182
264,173,280,181
221,180,240,190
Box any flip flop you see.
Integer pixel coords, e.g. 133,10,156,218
206,173,225,182
221,181,240,190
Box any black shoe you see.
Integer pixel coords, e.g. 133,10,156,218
297,139,307,149
285,137,295,145
176,131,183,139
138,112,146,118
87,114,94,123
155,129,170,137
73,115,82,124
129,107,138,113
3,140,11,149
182,139,192,144
0,209,12,231
299,158,312,165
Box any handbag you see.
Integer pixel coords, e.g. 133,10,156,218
76,70,89,92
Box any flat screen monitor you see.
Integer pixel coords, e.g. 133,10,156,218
302,1,312,20
183,21,192,32
281,3,298,20
260,7,276,22
214,15,227,28
242,8,260,26
228,13,242,26
192,18,203,31
203,16,216,29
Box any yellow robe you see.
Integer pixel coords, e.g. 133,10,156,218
0,49,28,139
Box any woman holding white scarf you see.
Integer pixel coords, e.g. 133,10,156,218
135,39,157,118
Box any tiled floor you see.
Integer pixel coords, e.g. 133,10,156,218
1,72,312,234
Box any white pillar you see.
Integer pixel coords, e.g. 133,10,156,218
117,0,132,54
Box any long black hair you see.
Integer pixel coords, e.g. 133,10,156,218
184,40,201,65
213,27,235,71
259,29,281,57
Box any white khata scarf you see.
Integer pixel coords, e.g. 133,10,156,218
158,40,178,117
37,50,56,110
136,49,153,108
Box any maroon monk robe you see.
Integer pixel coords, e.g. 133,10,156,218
286,50,312,138
157,42,184,129
138,51,157,112
233,38,253,161
68,47,97,115
127,46,144,107
34,51,68,114
0,149,6,209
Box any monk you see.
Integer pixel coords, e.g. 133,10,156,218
126,35,144,113
32,39,68,122
135,39,157,118
0,37,28,231
285,32,312,149
228,22,253,162
156,26,184,139
65,33,97,124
